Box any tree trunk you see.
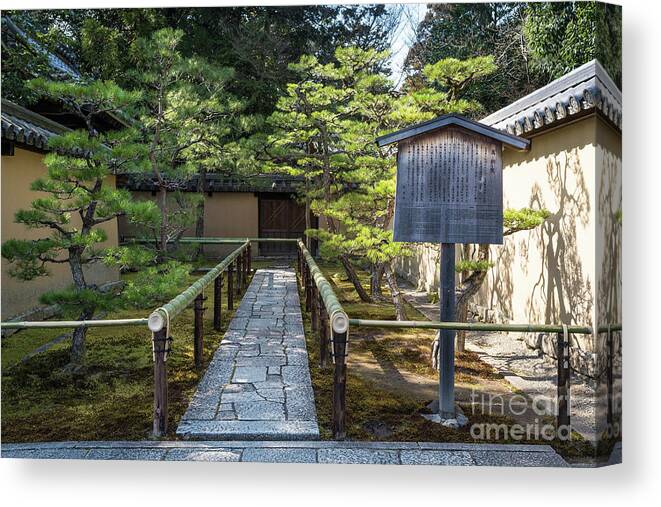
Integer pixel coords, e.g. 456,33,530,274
157,186,169,259
455,244,472,352
383,263,407,321
370,263,388,301
455,244,490,352
194,167,207,260
67,248,92,372
338,254,371,303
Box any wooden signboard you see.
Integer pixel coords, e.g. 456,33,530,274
392,127,504,245
377,114,529,421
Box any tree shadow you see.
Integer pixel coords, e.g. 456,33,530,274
526,148,593,342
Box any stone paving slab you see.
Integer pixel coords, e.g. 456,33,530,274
1,441,569,467
176,268,319,441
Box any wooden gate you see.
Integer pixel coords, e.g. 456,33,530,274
258,194,310,256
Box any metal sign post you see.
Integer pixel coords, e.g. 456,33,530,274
439,243,456,418
377,113,529,421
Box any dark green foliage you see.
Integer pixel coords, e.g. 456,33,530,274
406,2,622,116
3,6,400,116
406,3,537,115
121,261,190,308
524,2,622,87
503,207,552,235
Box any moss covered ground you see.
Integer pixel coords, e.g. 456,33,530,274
1,257,598,460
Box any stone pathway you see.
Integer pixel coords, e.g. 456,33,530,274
176,268,319,441
1,441,568,467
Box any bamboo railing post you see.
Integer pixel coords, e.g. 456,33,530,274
248,243,252,276
311,284,319,334
236,255,242,295
332,329,348,440
213,274,223,331
297,247,302,286
227,264,234,310
246,246,251,279
152,328,169,437
305,264,312,312
193,293,205,369
319,304,329,368
557,330,570,429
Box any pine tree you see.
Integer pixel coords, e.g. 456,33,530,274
1,79,158,372
129,28,245,257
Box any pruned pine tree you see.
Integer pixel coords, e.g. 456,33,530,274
266,47,390,303
130,28,244,258
1,79,158,372
267,48,501,318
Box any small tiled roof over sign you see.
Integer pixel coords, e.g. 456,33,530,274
1,99,69,151
481,60,621,136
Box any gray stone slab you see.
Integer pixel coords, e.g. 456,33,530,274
400,450,475,466
232,366,267,383
318,448,400,465
470,450,569,467
235,356,287,368
1,448,90,460
258,387,285,402
86,448,167,461
241,447,317,463
285,386,317,421
282,365,313,386
165,449,241,462
220,390,264,403
177,420,320,440
235,401,285,421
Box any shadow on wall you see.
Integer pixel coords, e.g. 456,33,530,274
597,149,622,327
488,240,515,320
528,148,593,342
397,243,440,294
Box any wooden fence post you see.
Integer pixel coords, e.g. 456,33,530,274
557,329,570,429
305,265,312,312
152,328,169,437
247,243,252,276
213,274,223,331
297,247,302,286
311,285,319,334
227,264,234,310
319,304,329,368
236,256,242,295
193,293,205,369
332,329,348,440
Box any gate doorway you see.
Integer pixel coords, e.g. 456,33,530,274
258,193,315,256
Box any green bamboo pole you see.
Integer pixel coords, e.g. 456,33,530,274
148,241,250,332
1,318,149,330
348,318,593,334
297,240,349,335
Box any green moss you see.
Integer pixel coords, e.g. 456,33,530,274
304,261,600,460
1,266,253,443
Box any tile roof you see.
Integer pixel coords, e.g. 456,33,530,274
481,60,621,136
1,99,69,151
376,113,530,151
